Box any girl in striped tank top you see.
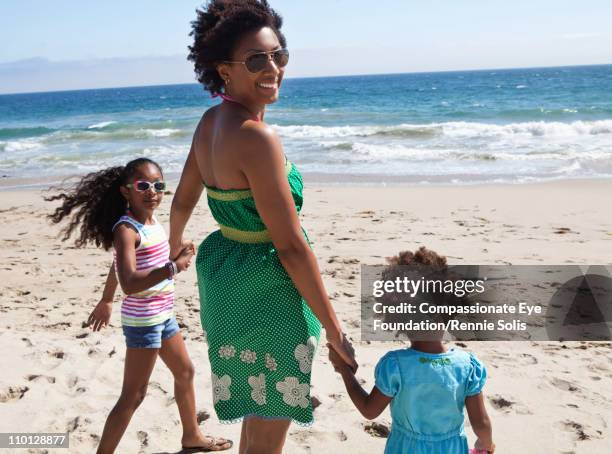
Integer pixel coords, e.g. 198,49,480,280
47,158,233,453
111,213,176,328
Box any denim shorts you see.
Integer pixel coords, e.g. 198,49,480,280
122,315,180,349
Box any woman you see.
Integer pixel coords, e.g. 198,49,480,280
170,1,357,453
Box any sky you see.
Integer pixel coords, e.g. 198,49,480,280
1,0,611,94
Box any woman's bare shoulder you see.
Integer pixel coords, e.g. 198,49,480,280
234,120,284,166
194,106,219,140
237,120,280,147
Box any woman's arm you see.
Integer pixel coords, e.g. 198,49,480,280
169,138,204,258
465,393,495,452
238,122,357,370
113,225,193,294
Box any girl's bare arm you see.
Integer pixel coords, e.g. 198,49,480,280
338,367,392,419
113,225,192,294
100,261,118,302
330,347,391,419
465,393,495,452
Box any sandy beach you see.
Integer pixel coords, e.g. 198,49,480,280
1,179,611,453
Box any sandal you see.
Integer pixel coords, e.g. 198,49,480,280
182,436,233,452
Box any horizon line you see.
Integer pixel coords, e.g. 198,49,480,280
1,61,610,97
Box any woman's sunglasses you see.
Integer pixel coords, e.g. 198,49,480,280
126,180,166,192
223,48,289,73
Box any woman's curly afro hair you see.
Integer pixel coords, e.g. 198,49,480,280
188,0,286,95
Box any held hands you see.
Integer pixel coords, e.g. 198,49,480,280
474,439,496,453
173,240,196,272
170,238,195,263
328,344,351,374
87,300,113,331
326,331,358,373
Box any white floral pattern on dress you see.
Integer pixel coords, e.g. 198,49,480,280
275,376,309,408
218,345,236,359
212,373,231,404
240,350,257,364
248,373,267,405
294,336,317,374
265,353,277,371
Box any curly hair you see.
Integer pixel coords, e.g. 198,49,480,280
378,247,461,339
45,158,162,251
381,247,450,309
188,0,286,94
385,246,448,269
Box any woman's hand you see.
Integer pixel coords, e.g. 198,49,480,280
326,331,358,373
175,244,195,272
475,439,495,453
328,344,353,374
170,238,194,261
87,300,113,332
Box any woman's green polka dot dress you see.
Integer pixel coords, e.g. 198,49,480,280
196,158,321,425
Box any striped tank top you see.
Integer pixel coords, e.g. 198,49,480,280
112,212,174,327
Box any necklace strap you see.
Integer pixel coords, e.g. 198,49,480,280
212,92,261,122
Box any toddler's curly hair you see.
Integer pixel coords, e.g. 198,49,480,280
379,247,464,339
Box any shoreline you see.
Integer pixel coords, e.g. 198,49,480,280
2,172,612,191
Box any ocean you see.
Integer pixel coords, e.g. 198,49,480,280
1,64,611,186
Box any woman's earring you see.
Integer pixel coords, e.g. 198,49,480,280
225,79,230,85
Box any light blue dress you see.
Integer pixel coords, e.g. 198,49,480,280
374,348,487,454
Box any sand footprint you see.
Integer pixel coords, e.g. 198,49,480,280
586,361,611,375
327,393,342,402
488,395,514,411
550,377,580,393
347,319,360,328
48,349,65,359
487,394,532,415
518,353,538,365
66,416,91,433
196,410,210,423
0,385,29,402
137,431,149,448
148,381,168,395
363,421,390,438
26,374,56,384
67,375,79,388
555,420,596,441
88,347,102,357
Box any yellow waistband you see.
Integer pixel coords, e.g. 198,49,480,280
219,224,272,243
207,188,252,201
